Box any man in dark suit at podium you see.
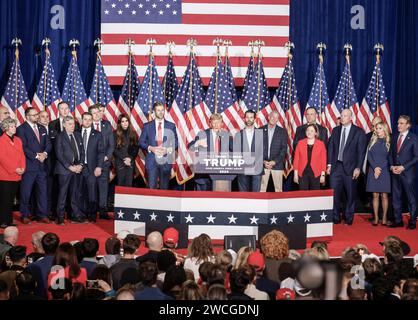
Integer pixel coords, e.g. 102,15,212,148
16,108,51,224
54,116,85,225
327,109,366,225
389,115,418,229
189,113,232,191
293,107,328,150
139,102,178,190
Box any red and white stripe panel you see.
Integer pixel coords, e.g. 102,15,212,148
377,101,392,132
74,99,93,124
325,101,341,134
103,99,120,130
353,102,372,133
221,101,245,136
1,98,31,126
32,94,61,121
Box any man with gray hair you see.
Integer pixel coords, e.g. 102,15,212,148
261,111,288,192
0,226,19,265
54,116,85,225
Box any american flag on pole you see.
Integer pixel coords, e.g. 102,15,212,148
163,54,179,111
307,59,331,134
90,48,119,129
239,54,255,114
32,47,61,121
361,55,391,132
1,46,31,126
62,49,92,123
271,56,301,177
100,0,289,87
330,56,360,131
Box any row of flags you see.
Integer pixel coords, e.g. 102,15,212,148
0,42,391,184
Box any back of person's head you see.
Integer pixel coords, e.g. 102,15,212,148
15,271,36,295
31,231,46,253
122,234,141,255
207,265,226,287
157,250,176,273
384,243,404,264
90,265,113,286
229,267,252,294
247,251,266,275
8,246,27,265
116,288,135,300
0,279,9,300
215,250,233,270
354,243,370,255
372,277,393,300
42,233,60,255
105,237,121,255
311,241,328,250
234,246,253,270
363,258,382,283
49,278,73,300
347,284,366,300
3,226,18,245
179,280,203,300
138,261,158,287
82,238,99,258
402,278,418,300
198,262,214,283
71,282,86,301
72,241,84,264
188,234,213,263
303,247,330,261
185,269,195,282
260,230,289,260
163,265,187,296
163,227,179,249
278,262,296,282
146,232,163,252
53,243,80,279
206,284,227,300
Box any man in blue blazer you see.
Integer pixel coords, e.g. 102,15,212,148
54,116,85,225
90,104,115,220
80,112,105,223
389,115,418,229
16,108,52,224
139,102,178,189
327,108,366,225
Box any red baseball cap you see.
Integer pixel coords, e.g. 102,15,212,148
163,227,179,246
276,288,296,300
247,251,265,271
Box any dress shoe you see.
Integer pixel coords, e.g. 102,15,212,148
71,217,86,224
39,217,51,224
344,220,353,226
56,218,65,226
99,213,111,220
88,217,97,223
407,223,416,230
0,223,8,229
21,218,31,225
389,221,404,228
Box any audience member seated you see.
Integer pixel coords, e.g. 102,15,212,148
184,234,215,281
13,271,45,300
135,261,173,300
162,265,187,299
247,251,279,300
206,283,227,300
227,268,253,300
136,231,163,265
80,238,99,278
99,236,121,268
178,280,203,300
26,231,45,264
156,250,177,284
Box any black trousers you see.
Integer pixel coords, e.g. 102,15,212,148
299,170,320,190
116,166,134,187
57,173,83,219
81,170,99,219
0,181,19,225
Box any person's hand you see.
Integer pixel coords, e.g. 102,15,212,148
37,153,46,163
94,167,102,177
69,165,78,173
15,168,25,175
326,166,331,175
392,166,403,175
397,166,405,173
155,147,167,157
97,280,112,293
123,158,131,166
374,167,382,179
75,165,83,174
352,168,360,180
197,139,208,148
293,174,299,184
320,175,326,184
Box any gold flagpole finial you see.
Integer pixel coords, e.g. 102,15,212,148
374,43,384,64
146,38,157,57
285,41,295,60
69,39,80,58
12,38,22,58
125,38,135,54
166,41,176,56
317,42,326,64
343,43,352,64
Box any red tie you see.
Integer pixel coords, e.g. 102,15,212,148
96,122,100,132
214,135,220,154
397,134,403,153
33,124,40,142
157,122,163,147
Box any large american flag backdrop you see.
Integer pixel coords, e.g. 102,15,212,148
100,0,289,87
114,187,334,240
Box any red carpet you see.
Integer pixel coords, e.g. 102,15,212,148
1,212,416,257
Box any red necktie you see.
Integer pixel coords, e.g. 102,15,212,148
96,122,100,132
397,134,403,153
214,135,220,154
33,124,40,142
157,122,163,147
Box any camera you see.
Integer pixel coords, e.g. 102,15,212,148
86,280,100,289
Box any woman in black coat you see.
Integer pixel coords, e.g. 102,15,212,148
113,115,139,187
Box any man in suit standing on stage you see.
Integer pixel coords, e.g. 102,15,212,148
90,104,114,220
16,108,51,224
233,110,264,192
189,113,232,191
55,116,85,225
139,102,178,190
80,112,105,223
327,108,366,225
293,107,328,150
261,111,288,192
389,115,418,229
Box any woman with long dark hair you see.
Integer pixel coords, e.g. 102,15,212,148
113,115,139,187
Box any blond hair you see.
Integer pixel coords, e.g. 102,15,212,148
233,246,253,270
369,122,391,151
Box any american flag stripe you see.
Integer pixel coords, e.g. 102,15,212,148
101,0,289,87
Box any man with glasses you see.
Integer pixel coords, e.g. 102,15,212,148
16,108,51,224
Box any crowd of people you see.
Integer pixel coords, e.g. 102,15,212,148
0,101,416,229
0,226,417,300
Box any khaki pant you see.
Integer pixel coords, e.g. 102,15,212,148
260,169,284,192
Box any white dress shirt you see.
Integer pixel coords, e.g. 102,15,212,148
82,127,92,164
245,127,255,151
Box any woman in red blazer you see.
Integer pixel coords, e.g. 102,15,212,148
293,124,327,190
0,118,26,228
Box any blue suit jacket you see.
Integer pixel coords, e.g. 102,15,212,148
81,129,105,173
389,131,418,177
96,120,115,168
327,124,367,175
54,131,85,175
139,120,178,171
16,121,51,173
